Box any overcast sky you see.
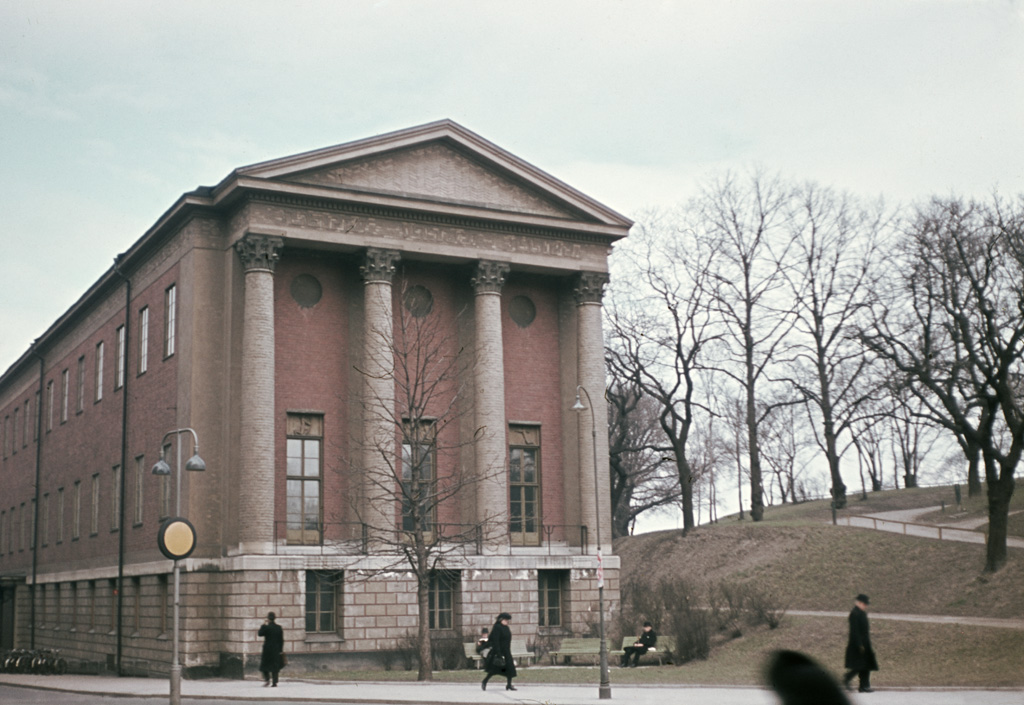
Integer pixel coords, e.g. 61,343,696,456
2,0,1023,378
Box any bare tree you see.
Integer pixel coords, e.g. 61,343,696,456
605,378,678,537
607,212,721,533
859,195,1024,572
760,403,807,504
698,172,796,521
354,283,489,678
779,184,888,508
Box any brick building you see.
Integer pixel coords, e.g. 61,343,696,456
0,120,630,675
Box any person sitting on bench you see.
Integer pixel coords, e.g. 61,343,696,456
621,622,657,667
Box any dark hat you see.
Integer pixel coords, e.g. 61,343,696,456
643,621,652,627
855,594,870,605
497,612,512,621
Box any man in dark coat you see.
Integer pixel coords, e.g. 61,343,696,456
620,622,657,667
258,611,284,687
842,594,878,693
481,612,517,691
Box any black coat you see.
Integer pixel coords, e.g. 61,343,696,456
258,622,284,672
844,606,878,672
628,628,658,654
484,622,517,677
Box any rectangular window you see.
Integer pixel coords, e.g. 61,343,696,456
286,414,323,545
41,493,49,547
88,580,97,631
134,455,145,525
131,577,141,634
46,381,54,431
111,465,121,531
158,574,169,635
90,474,100,535
61,369,69,423
138,307,149,374
401,420,436,533
538,570,568,628
304,570,341,634
509,425,541,546
95,342,104,402
109,579,117,633
76,356,85,413
11,408,18,454
72,481,81,540
159,444,172,519
70,582,78,630
164,284,176,357
29,499,35,549
24,399,31,446
428,571,458,631
19,502,26,551
2,415,6,458
115,326,126,389
33,391,39,441
57,488,64,543
0,511,5,554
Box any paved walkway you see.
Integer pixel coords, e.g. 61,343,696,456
788,610,1024,630
1,673,1022,705
837,507,1024,549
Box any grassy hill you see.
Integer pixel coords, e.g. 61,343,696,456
604,484,1024,686
616,485,1024,618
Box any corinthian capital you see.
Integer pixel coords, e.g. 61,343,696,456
360,248,401,283
573,271,610,305
471,260,510,295
235,234,284,273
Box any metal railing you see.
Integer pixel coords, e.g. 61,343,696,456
272,521,590,555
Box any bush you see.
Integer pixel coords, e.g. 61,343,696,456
431,634,466,670
708,581,747,637
744,584,789,629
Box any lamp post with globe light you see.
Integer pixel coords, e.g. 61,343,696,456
572,385,611,699
151,428,205,705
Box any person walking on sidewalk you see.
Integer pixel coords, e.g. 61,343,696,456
258,611,285,687
620,622,657,667
842,594,878,693
481,612,517,691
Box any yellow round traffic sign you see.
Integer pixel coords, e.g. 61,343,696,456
158,517,197,560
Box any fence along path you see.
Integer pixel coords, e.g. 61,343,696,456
837,506,1024,549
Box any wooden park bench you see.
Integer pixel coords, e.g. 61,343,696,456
548,637,602,665
464,638,534,668
610,635,672,665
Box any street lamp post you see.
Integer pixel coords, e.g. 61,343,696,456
152,428,205,705
572,385,611,699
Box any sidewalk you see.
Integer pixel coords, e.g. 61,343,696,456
2,673,1022,705
838,507,1024,549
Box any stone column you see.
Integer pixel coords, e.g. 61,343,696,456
472,260,510,548
574,272,611,551
234,233,283,552
360,248,401,543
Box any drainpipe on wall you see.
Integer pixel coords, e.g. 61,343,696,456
112,254,131,676
29,345,45,649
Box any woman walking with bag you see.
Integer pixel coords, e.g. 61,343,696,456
481,612,517,691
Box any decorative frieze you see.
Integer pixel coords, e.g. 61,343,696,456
235,234,284,273
471,260,510,295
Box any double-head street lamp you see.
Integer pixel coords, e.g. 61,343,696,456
152,428,205,705
572,385,611,699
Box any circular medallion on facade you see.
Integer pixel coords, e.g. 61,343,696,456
403,285,434,318
510,295,536,328
291,274,323,308
157,517,197,561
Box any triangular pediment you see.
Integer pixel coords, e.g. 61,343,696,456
232,120,633,229
283,142,575,219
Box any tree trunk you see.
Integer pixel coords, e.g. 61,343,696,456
966,444,983,497
678,453,695,532
904,473,918,489
983,462,1015,573
746,381,764,521
417,570,433,680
